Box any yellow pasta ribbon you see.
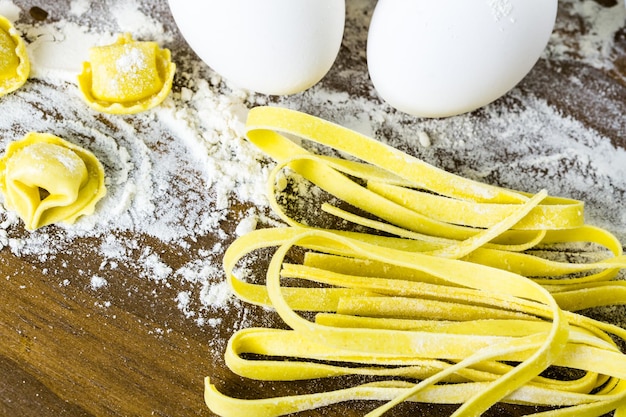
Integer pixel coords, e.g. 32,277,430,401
210,226,626,416
0,15,29,96
205,106,626,416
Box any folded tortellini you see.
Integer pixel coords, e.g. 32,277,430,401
0,15,30,97
78,33,175,114
0,132,106,230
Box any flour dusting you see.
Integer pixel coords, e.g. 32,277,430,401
0,0,625,330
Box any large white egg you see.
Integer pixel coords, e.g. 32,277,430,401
367,0,558,118
168,0,345,95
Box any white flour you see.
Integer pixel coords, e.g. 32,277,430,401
547,0,626,67
0,0,269,326
0,0,625,327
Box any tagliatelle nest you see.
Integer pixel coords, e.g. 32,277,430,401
205,106,626,417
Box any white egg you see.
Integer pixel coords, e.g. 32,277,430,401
168,0,345,95
367,0,558,118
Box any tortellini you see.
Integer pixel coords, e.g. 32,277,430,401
0,132,106,230
0,15,30,97
78,33,175,114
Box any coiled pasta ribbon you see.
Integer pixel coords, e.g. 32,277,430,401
205,106,626,416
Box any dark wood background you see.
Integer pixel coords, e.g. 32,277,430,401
1,1,625,416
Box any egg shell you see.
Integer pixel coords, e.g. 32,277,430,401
168,0,345,95
367,0,558,118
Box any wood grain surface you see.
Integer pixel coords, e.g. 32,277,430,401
1,1,625,417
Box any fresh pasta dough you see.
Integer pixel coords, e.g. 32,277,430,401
0,132,106,230
0,15,30,97
205,106,626,417
77,33,175,114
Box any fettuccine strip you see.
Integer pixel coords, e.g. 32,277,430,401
205,107,626,417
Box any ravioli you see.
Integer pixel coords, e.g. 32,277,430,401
78,33,176,114
0,15,30,96
0,132,107,230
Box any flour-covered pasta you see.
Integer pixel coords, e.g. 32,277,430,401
0,15,29,97
77,33,175,114
0,132,106,230
205,107,626,417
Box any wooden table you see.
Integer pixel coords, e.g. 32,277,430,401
1,1,625,416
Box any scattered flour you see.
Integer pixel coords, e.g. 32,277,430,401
26,22,115,79
0,0,269,326
69,0,90,17
90,275,108,290
547,0,626,68
235,214,258,237
139,249,173,282
0,0,625,329
109,0,172,42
